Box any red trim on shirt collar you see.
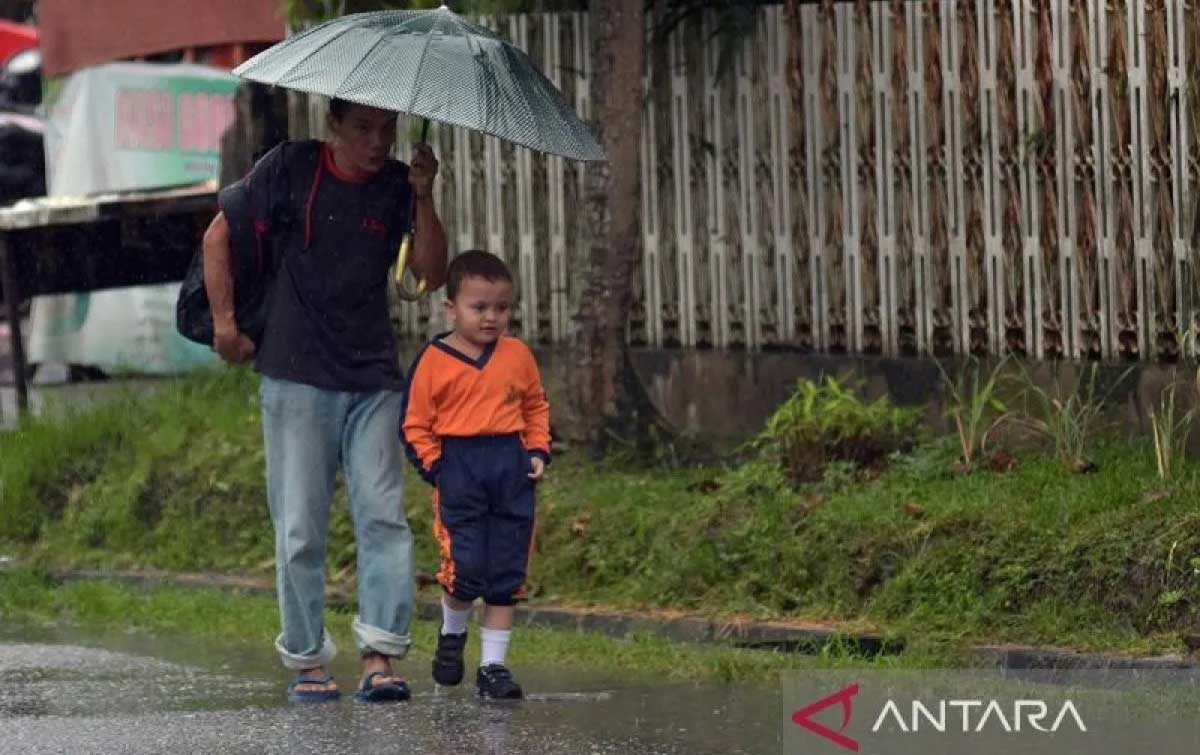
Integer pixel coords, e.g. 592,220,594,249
321,142,372,184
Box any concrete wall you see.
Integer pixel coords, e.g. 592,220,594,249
401,341,1194,447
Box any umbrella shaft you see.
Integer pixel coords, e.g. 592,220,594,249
408,118,430,241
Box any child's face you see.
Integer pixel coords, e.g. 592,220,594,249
444,275,514,347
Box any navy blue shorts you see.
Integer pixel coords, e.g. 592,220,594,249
433,434,536,605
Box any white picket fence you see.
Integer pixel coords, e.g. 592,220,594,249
370,2,1199,362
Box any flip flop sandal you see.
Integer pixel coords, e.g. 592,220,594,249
356,670,411,702
287,672,341,702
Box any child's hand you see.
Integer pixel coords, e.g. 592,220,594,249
528,457,546,481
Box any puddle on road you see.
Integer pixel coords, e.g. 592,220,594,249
0,623,782,755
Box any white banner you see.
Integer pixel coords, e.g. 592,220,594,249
28,62,237,374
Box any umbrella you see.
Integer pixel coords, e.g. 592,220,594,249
233,4,603,298
232,4,603,162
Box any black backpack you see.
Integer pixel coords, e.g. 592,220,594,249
176,140,411,349
175,173,275,347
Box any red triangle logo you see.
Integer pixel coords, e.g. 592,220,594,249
791,684,860,752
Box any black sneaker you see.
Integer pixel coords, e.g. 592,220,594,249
476,663,523,700
432,631,467,686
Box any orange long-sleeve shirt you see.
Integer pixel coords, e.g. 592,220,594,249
402,335,551,481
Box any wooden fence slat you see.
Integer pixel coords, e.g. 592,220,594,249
906,2,931,355
1015,0,1043,358
544,13,569,342
803,3,825,352
378,5,1197,364
1052,0,1080,358
1088,0,1117,358
703,10,732,350
641,42,662,347
1127,0,1153,358
837,3,862,354
1167,0,1191,349
768,5,796,345
511,15,538,341
737,18,761,350
671,28,697,347
873,3,897,357
943,1,970,354
977,0,1004,356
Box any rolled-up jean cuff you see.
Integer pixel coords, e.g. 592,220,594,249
353,617,411,659
275,630,337,670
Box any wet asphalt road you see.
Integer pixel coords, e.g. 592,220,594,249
0,627,780,755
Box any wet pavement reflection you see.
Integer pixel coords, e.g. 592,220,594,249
0,626,780,754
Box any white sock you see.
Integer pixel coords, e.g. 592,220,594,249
441,600,472,636
479,627,511,668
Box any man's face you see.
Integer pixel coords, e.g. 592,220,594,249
444,276,514,349
328,103,398,175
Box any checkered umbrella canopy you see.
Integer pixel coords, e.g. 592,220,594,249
233,4,604,162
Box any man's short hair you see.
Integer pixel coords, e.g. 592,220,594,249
446,250,513,299
329,98,397,122
329,98,354,121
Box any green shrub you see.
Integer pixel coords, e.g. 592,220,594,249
0,401,129,541
938,355,1013,469
754,376,923,483
1149,367,1199,481
1011,362,1134,473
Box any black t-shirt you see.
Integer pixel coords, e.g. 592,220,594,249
247,141,412,392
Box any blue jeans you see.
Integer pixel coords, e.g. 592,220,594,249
260,376,414,670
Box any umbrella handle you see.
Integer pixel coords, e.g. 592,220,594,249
392,118,433,301
393,233,428,301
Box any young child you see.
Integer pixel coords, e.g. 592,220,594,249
401,250,550,700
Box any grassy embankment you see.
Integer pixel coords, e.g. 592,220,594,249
2,366,1199,675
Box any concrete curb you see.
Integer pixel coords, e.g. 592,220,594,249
14,566,1200,671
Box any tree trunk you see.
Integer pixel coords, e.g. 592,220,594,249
219,83,288,187
572,0,647,454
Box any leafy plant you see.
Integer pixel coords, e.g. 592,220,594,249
889,439,959,485
1010,362,1134,473
753,376,922,484
937,355,1013,470
818,459,859,495
1149,367,1200,481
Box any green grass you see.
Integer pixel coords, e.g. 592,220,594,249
3,368,1200,662
531,438,1200,656
0,569,281,639
0,570,932,684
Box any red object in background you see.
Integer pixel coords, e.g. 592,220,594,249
0,20,37,66
37,0,284,77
